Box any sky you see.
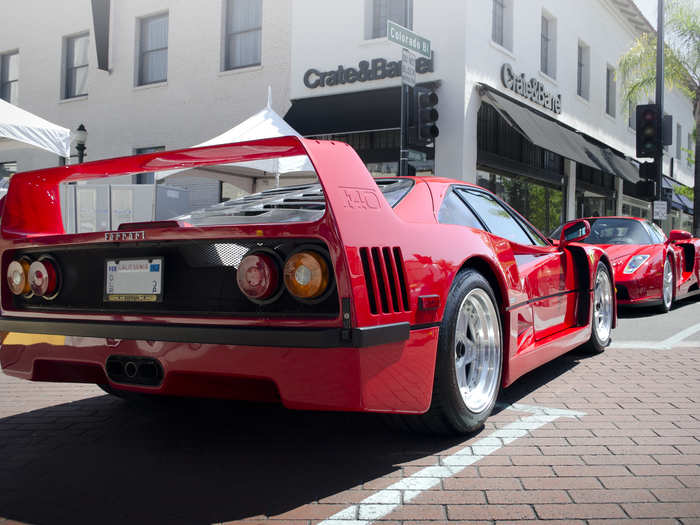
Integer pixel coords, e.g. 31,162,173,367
633,0,700,29
634,0,658,28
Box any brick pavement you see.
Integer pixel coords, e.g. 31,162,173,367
0,343,697,524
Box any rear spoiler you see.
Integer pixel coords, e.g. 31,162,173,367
1,136,403,241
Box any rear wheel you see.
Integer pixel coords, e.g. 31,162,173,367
391,270,503,435
586,262,613,353
659,256,674,313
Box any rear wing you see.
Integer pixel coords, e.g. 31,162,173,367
1,136,404,241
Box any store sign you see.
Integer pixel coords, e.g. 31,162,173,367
303,56,433,89
500,63,562,115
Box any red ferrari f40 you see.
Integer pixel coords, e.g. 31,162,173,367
0,137,615,434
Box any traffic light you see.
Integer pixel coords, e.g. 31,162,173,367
636,104,661,158
414,86,439,145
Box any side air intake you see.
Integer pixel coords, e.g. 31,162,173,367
359,247,410,315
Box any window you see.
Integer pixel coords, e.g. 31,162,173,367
369,0,412,39
605,65,616,117
0,51,19,104
438,190,483,229
689,133,694,167
64,33,89,98
138,13,168,86
491,0,513,50
540,13,556,78
577,41,590,99
457,188,535,245
676,123,682,159
133,146,165,184
224,0,262,71
628,100,636,130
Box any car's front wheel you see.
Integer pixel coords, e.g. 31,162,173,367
394,269,503,435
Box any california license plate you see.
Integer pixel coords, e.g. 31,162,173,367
105,258,163,302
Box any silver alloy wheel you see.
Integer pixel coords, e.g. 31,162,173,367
663,258,673,309
453,288,501,414
593,267,613,343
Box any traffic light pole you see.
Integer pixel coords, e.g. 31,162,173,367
399,83,409,177
654,0,664,205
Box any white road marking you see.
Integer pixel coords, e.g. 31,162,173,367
610,321,700,350
318,403,585,525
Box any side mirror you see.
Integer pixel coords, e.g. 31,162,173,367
560,219,591,247
668,229,692,242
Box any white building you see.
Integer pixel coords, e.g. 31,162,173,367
0,0,695,233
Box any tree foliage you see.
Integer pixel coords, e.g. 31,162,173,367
618,0,699,113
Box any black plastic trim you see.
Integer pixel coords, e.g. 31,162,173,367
0,317,409,349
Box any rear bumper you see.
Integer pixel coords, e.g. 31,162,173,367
0,321,438,414
0,316,409,348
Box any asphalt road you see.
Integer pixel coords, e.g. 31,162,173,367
0,298,698,524
613,294,700,347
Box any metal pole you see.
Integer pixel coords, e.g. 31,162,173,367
399,83,409,177
655,0,664,204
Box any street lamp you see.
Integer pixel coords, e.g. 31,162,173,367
74,124,87,163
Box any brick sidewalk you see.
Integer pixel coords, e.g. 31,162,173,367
0,344,698,524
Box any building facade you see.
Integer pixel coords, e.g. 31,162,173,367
0,0,695,233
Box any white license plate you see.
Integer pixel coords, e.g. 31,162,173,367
105,258,163,302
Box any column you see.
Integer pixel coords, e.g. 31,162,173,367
564,159,576,221
615,176,624,215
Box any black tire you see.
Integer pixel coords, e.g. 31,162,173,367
658,255,674,314
391,269,503,435
586,262,614,353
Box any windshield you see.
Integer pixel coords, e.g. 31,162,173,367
551,219,654,245
553,218,652,245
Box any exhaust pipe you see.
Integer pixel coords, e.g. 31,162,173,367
124,361,138,378
105,355,163,386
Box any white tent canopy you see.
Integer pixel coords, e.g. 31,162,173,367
156,92,314,183
0,98,70,158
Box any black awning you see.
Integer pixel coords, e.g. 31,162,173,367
663,176,694,213
284,87,401,136
480,86,639,183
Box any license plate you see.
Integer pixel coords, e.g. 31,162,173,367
105,258,163,302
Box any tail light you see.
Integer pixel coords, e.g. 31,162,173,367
283,250,330,300
28,257,60,299
7,259,31,296
236,252,281,302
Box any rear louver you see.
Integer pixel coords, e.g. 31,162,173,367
360,247,410,314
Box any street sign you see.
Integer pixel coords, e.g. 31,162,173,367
401,48,416,87
387,20,431,58
653,200,668,220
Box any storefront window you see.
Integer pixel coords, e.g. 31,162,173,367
476,172,562,235
577,190,615,219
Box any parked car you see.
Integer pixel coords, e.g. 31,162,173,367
552,217,700,312
0,137,615,434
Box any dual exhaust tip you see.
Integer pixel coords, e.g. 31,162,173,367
106,355,163,386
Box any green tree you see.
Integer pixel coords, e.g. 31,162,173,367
618,0,700,235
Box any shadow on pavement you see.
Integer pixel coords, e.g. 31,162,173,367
617,293,700,318
0,394,465,525
0,343,599,524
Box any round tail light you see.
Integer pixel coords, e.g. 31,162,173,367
236,252,280,301
7,259,31,296
29,257,60,299
283,251,329,300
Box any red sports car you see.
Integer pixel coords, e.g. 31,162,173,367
553,217,700,312
0,137,615,434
